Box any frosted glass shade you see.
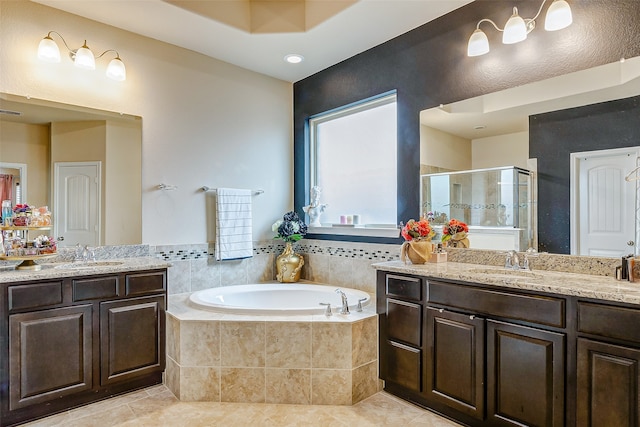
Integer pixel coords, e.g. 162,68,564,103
468,29,490,57
106,57,127,81
545,0,573,31
37,37,61,63
502,8,527,44
74,44,95,70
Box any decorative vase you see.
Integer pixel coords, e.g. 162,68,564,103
276,242,304,282
400,239,433,264
447,232,470,248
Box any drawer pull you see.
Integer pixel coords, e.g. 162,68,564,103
470,315,475,320
439,308,444,313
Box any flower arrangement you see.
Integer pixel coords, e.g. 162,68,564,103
401,218,435,241
272,211,308,243
441,218,470,248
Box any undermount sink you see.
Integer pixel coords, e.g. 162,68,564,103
467,267,543,280
55,261,124,270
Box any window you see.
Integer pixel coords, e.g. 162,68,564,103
308,93,397,236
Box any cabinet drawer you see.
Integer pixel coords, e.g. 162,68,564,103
428,280,565,328
386,274,422,302
8,281,63,311
387,298,422,346
125,271,166,296
383,341,422,393
578,302,640,343
73,276,119,301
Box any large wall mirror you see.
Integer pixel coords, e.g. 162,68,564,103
420,56,640,257
0,93,142,247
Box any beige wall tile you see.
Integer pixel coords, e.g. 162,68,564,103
220,259,248,285
167,260,191,295
312,322,352,369
179,366,221,402
190,259,221,291
220,368,266,403
351,316,378,367
165,356,180,398
265,322,312,368
265,368,311,404
303,254,330,283
220,321,266,367
180,320,220,366
352,361,379,404
311,369,352,405
351,258,378,294
247,254,275,283
328,257,355,288
166,314,180,363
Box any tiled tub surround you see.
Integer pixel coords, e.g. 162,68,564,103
165,293,380,405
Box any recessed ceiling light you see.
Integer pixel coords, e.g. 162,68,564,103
284,54,304,64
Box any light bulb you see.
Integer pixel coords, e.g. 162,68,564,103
468,28,490,57
545,0,573,31
37,36,61,63
503,7,527,44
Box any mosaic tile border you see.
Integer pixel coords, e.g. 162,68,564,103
153,241,402,262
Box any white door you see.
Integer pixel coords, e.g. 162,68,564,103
54,162,101,247
572,149,637,257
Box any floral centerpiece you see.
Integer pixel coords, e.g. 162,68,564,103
400,218,435,264
272,211,307,282
441,218,470,248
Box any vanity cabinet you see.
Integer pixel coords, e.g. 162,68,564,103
378,274,424,393
0,269,167,427
576,301,640,427
378,271,567,427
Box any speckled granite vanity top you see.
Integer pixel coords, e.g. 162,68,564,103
0,257,170,283
374,260,640,305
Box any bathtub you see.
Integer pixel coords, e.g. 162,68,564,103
188,283,371,315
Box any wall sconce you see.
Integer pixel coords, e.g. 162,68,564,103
467,0,573,57
37,31,126,81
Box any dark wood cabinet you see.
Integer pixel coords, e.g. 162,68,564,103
8,304,93,411
576,300,640,427
576,338,640,427
425,307,485,420
1,269,167,427
100,295,165,385
487,320,565,427
379,273,424,393
378,271,569,427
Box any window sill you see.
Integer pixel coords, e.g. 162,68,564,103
308,225,400,239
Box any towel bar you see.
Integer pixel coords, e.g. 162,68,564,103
201,186,264,195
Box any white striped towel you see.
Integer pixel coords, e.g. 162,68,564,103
215,188,253,261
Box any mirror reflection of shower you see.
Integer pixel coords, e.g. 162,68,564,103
0,162,26,206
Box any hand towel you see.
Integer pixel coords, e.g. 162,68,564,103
215,188,253,261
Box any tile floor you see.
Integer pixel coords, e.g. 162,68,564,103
22,385,462,427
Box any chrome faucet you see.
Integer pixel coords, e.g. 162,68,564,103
505,250,521,269
335,289,350,315
75,244,96,262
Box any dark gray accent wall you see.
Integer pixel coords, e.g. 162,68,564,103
530,95,640,253
294,0,640,246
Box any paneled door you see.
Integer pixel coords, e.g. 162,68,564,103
571,148,638,257
54,162,101,247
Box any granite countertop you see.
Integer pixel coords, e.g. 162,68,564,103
0,257,171,284
374,260,640,305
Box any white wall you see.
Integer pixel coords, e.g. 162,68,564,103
471,131,529,169
420,125,472,171
0,1,293,245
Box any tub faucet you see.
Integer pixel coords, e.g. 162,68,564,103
335,289,350,315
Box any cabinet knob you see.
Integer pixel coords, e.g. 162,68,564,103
470,315,475,320
439,308,444,313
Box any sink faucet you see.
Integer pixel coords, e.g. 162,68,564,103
75,244,96,262
505,250,521,269
335,289,350,315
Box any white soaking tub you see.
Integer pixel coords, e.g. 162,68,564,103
188,283,370,315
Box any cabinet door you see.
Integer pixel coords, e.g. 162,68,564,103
9,305,93,410
487,320,565,427
577,338,640,427
425,307,485,420
100,295,165,385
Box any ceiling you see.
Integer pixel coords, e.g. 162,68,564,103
32,0,474,82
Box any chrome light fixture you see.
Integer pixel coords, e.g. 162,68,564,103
467,0,573,57
37,31,126,81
